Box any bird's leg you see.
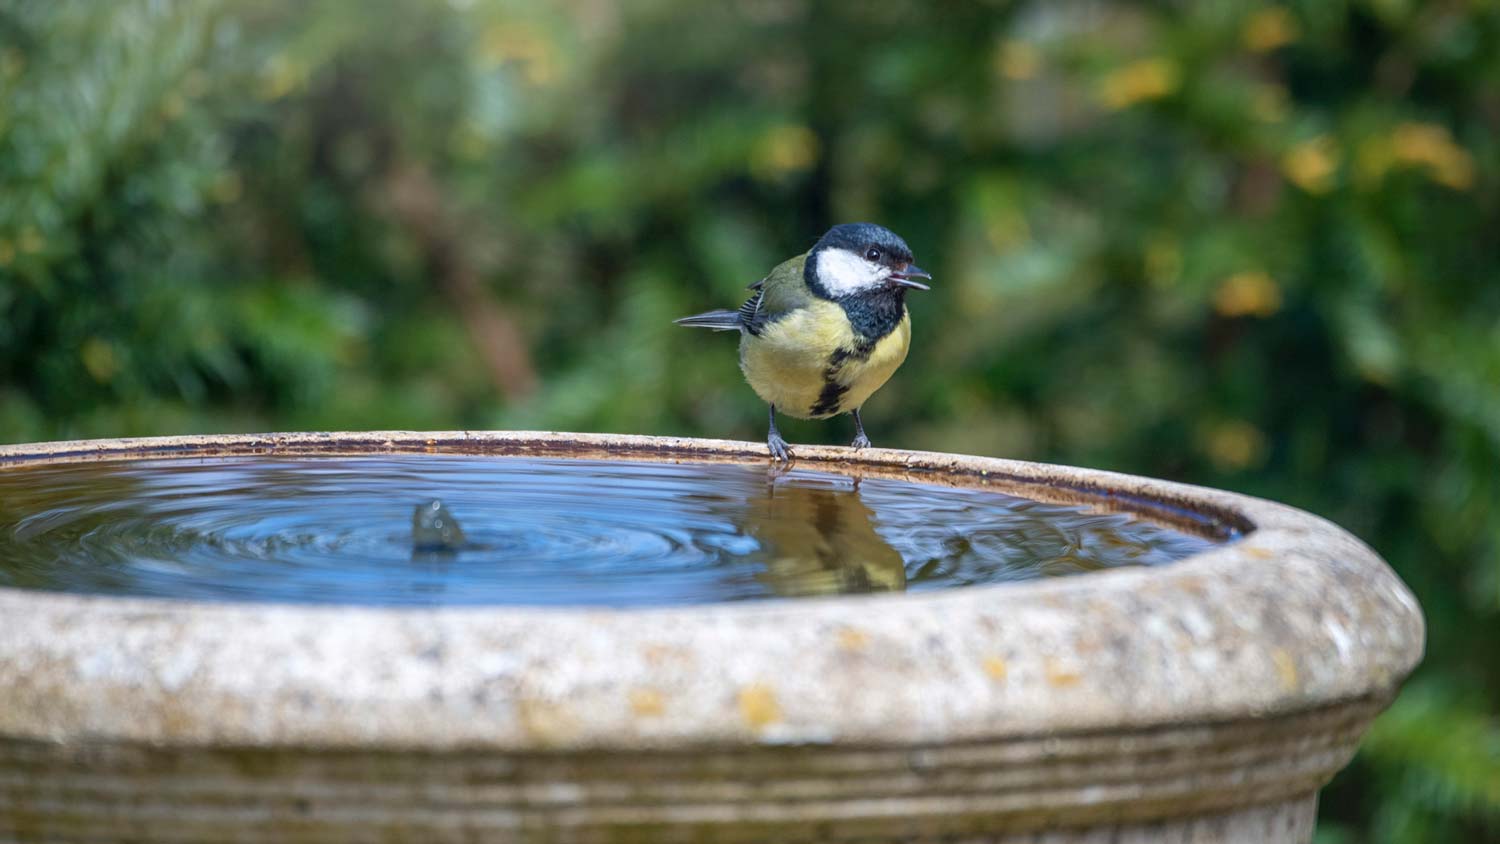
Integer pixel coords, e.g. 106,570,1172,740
767,405,792,462
850,408,874,450
850,408,873,450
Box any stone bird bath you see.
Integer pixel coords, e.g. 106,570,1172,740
0,432,1423,842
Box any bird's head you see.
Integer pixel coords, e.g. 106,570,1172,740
805,222,931,299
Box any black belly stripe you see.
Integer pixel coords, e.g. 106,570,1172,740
809,380,848,418
809,342,874,417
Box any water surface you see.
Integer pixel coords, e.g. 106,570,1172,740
0,456,1222,606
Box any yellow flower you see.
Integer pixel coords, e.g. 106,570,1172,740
750,124,819,180
1098,58,1179,111
994,40,1041,81
1391,122,1475,190
1282,135,1339,194
1214,270,1282,318
1202,420,1269,472
1243,8,1300,52
257,54,305,101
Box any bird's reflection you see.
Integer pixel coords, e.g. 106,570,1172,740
736,472,907,597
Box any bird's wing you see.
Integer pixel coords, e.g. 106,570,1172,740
737,287,767,334
740,254,809,335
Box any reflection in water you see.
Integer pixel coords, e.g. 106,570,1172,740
0,456,1224,606
740,476,905,597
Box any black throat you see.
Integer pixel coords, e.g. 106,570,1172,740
835,287,908,346
804,255,908,345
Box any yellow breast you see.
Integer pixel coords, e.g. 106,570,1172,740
739,304,910,420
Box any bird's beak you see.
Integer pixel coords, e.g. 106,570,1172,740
890,264,932,290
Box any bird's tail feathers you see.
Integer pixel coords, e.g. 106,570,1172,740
673,310,741,331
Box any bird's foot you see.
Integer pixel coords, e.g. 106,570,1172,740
850,433,872,450
767,432,793,462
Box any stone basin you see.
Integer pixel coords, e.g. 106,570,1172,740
0,431,1424,842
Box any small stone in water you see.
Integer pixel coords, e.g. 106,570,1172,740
413,500,467,552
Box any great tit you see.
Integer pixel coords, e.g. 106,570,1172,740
675,223,930,460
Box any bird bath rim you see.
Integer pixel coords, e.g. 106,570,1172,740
0,431,1424,755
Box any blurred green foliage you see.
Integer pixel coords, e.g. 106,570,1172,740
2,0,1498,839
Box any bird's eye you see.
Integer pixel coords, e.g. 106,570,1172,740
865,248,881,261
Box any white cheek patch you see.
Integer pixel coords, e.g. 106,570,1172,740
816,248,888,295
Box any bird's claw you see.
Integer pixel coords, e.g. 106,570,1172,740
850,433,872,450
768,433,793,462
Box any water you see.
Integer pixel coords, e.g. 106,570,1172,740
0,456,1223,606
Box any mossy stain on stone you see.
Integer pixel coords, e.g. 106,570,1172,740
983,657,1008,681
1044,659,1083,687
737,684,781,729
1272,648,1300,690
629,688,665,717
836,627,869,651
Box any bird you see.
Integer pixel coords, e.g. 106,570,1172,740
674,222,930,460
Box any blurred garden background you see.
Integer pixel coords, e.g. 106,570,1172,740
1,0,1497,839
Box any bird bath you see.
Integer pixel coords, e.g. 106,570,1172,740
0,431,1423,842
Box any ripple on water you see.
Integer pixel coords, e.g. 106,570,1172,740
0,456,1227,606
